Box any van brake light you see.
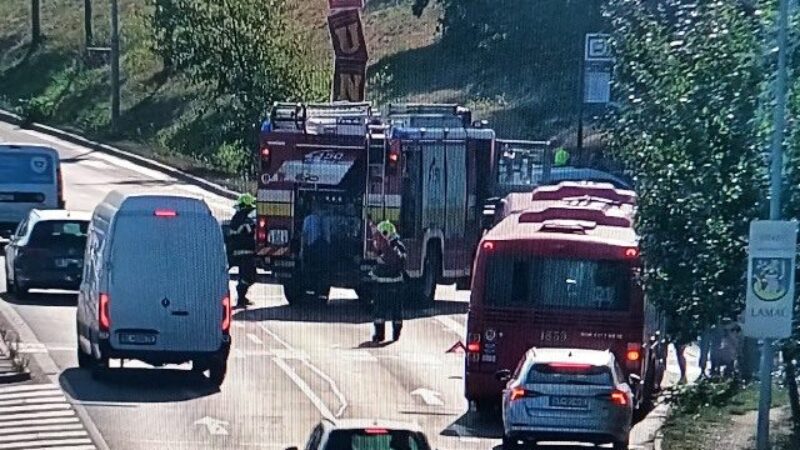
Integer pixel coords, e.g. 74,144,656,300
99,293,111,332
57,168,65,209
154,209,178,217
222,294,231,333
481,241,495,251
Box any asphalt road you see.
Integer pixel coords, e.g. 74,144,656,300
0,121,693,449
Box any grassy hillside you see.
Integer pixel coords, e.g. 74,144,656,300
0,0,594,189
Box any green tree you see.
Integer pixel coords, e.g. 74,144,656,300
606,0,767,342
149,0,328,174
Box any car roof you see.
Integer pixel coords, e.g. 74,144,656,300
525,347,615,366
325,418,423,432
30,209,92,222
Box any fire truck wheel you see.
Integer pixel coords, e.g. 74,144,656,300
282,279,305,306
412,245,441,307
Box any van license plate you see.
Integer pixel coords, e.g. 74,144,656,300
549,396,589,409
119,333,156,345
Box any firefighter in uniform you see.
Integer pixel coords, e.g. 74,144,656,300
370,221,407,343
229,193,257,309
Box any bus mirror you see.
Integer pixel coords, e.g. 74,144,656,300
495,369,512,382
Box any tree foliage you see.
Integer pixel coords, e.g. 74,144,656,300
607,0,768,341
149,0,328,173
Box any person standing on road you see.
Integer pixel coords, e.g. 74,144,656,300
229,193,257,309
370,221,407,343
666,318,690,384
301,197,331,302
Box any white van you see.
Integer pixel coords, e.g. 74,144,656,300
76,191,231,386
0,144,63,243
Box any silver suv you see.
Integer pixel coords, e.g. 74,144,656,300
288,419,432,450
498,348,633,450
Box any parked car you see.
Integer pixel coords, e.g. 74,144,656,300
288,419,432,450
498,347,634,450
76,192,231,386
4,209,90,298
0,144,64,245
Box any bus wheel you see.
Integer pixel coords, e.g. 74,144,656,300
282,278,305,306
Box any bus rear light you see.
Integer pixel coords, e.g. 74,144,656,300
467,333,481,353
626,343,642,368
481,241,495,251
99,293,111,332
610,390,628,406
624,247,639,258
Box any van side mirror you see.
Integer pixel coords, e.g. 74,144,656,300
495,369,512,382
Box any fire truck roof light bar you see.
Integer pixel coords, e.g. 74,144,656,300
387,103,464,117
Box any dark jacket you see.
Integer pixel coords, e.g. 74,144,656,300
229,208,256,256
371,237,406,284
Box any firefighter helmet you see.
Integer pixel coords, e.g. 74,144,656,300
235,193,256,210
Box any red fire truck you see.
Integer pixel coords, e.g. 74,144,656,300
256,103,496,306
464,182,666,412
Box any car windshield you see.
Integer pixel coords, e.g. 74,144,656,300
485,255,632,311
526,363,613,386
323,429,430,450
27,220,88,250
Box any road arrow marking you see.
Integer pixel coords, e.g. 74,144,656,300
194,416,229,436
411,388,444,406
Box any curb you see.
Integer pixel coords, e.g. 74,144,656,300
0,109,242,200
0,329,32,384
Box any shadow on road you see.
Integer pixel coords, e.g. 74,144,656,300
233,299,468,325
0,291,77,307
60,367,218,404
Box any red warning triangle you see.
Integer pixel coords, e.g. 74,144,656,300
446,341,466,354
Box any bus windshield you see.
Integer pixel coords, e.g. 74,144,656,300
484,255,631,311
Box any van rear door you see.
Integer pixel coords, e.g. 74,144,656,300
108,210,227,353
0,146,59,239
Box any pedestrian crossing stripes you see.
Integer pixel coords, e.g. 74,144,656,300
0,383,95,450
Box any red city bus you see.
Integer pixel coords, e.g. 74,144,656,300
464,202,666,412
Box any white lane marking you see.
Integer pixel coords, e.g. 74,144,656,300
410,388,444,406
0,410,76,422
193,416,229,436
0,423,85,436
435,315,465,337
0,390,66,401
258,323,348,418
232,322,245,329
0,403,72,414
0,430,87,443
0,417,80,429
0,385,60,395
272,357,335,422
232,349,246,359
0,437,93,449
246,333,263,346
0,396,68,407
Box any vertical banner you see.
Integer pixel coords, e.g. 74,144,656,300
332,60,367,102
327,2,368,102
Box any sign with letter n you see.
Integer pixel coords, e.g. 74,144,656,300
333,60,367,102
328,9,368,62
328,0,364,9
744,220,798,339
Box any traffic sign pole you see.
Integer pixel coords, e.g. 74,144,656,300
756,0,790,449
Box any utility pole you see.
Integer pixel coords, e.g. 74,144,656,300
110,0,120,134
84,0,93,47
756,0,789,448
31,0,41,48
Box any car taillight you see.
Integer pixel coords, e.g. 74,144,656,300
154,209,178,217
99,293,111,332
610,389,628,406
57,168,65,208
510,387,527,401
626,342,642,369
257,217,267,244
222,294,231,333
364,428,389,435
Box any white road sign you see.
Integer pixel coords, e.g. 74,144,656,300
744,220,797,339
585,33,612,62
